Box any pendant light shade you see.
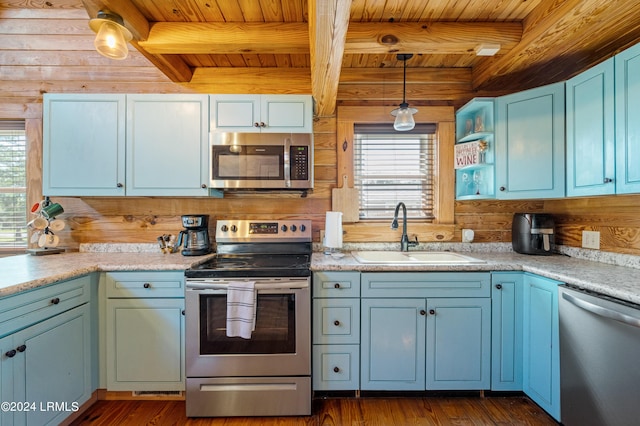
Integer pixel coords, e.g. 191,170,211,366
89,11,132,60
391,54,418,131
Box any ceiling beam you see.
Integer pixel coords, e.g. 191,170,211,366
81,0,193,82
132,21,522,56
345,22,522,54
309,0,351,118
139,23,310,55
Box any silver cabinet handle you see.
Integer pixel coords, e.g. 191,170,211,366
562,291,640,329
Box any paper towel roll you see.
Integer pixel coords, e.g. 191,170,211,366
324,211,343,249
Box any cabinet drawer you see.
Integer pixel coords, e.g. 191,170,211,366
313,272,360,298
362,272,490,298
106,271,184,298
313,299,360,344
0,275,92,337
313,344,359,391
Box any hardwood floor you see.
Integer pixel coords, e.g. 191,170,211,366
71,395,558,425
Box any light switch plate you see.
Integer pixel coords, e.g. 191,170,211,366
582,230,600,249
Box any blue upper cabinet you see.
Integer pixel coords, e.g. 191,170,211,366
126,94,210,196
615,43,640,194
566,58,615,196
455,98,495,199
495,82,566,199
43,94,126,196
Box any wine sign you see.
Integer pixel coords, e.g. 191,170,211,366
454,141,481,169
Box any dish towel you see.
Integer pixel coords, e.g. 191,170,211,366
226,281,257,339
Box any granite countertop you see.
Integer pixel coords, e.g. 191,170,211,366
3,242,640,306
312,249,640,305
0,251,214,298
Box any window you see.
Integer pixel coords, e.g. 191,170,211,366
0,121,27,250
354,123,436,220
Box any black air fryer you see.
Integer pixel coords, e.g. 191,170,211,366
512,213,555,255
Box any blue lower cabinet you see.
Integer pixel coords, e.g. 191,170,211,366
360,296,491,391
491,272,524,391
2,304,92,426
361,298,426,390
426,298,491,390
523,273,561,422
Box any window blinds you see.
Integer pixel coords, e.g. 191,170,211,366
354,124,436,220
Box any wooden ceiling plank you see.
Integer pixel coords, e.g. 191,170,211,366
471,0,640,90
339,68,472,84
309,0,352,118
138,22,309,54
345,22,522,54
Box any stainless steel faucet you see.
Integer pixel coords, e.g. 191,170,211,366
391,202,419,251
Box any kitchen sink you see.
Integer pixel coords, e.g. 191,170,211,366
351,251,486,264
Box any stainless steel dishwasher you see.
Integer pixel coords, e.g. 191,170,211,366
559,285,640,426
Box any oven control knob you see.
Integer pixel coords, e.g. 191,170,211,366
230,225,238,232
290,225,297,232
220,225,228,232
300,224,306,232
281,225,288,232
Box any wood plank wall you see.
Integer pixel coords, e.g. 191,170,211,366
3,7,640,256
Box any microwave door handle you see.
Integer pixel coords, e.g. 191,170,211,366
284,137,291,188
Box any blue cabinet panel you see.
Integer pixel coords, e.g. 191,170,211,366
491,272,523,391
523,273,561,422
566,58,615,196
361,298,426,390
426,298,491,390
616,43,640,194
496,82,565,199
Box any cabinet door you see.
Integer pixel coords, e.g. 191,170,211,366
491,272,523,391
425,298,491,390
361,298,425,390
260,95,313,133
566,58,615,196
210,95,261,132
106,298,184,391
126,94,210,196
523,274,561,421
495,82,565,199
13,304,92,426
616,43,640,194
0,334,14,426
43,94,126,196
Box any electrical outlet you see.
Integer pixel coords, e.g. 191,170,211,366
582,230,600,249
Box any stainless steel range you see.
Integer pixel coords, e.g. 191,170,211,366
185,219,312,417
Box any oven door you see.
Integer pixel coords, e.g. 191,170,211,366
185,277,310,377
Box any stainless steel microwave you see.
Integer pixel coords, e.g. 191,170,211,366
210,132,313,190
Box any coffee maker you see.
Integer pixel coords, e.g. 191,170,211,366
177,214,211,256
512,213,555,255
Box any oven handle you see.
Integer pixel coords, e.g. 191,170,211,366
186,280,308,291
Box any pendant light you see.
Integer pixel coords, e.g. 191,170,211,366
89,10,132,60
390,54,418,131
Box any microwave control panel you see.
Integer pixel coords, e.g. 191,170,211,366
290,146,309,180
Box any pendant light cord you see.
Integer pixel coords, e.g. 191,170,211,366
402,57,407,105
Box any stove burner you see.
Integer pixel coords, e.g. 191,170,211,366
185,254,311,278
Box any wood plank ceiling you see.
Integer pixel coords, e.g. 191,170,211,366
4,0,640,117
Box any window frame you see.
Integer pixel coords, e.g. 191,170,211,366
336,105,455,242
0,122,27,253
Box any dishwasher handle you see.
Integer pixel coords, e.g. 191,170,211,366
562,290,640,329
